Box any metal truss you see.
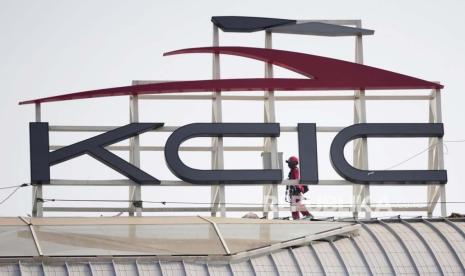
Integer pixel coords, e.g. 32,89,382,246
30,19,446,218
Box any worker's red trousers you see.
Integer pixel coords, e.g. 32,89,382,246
291,195,311,220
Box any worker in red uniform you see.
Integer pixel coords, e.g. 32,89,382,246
285,156,312,220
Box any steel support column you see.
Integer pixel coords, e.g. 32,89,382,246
32,103,43,217
352,24,370,219
262,31,279,219
210,24,226,217
129,94,142,216
427,89,446,217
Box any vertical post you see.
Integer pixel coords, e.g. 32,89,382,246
436,89,446,217
427,90,435,218
211,24,226,217
129,94,142,216
352,22,370,219
263,31,279,219
32,103,43,217
427,88,446,217
440,182,446,217
434,89,447,217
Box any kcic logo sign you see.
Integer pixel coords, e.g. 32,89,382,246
29,122,447,185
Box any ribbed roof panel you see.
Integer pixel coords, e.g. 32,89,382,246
0,218,464,275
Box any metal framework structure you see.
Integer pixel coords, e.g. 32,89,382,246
26,18,446,219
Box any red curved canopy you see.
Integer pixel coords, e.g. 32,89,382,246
19,47,442,105
165,47,441,87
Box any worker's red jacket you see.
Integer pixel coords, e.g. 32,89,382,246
289,167,305,193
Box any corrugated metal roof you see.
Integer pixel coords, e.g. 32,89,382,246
0,217,464,275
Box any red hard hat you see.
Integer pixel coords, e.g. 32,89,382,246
286,156,299,164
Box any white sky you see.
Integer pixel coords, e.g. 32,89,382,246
1,0,464,218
